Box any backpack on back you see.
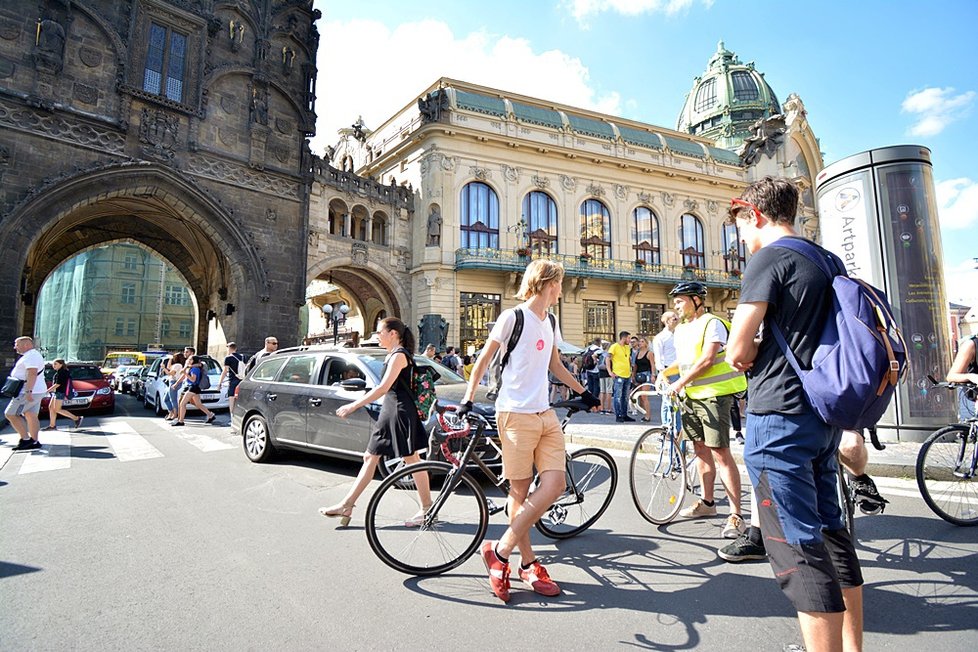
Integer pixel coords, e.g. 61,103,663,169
233,353,247,378
486,308,556,401
197,364,212,391
768,238,908,430
581,347,597,371
397,349,439,423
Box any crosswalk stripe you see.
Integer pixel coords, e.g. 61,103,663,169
98,420,164,461
168,426,234,452
0,433,18,470
18,430,71,474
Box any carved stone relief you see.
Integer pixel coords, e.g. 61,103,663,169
220,95,237,114
560,175,576,191
662,192,675,206
683,198,698,212
139,108,179,160
638,191,652,204
351,242,368,265
532,175,550,189
0,98,125,153
614,184,628,201
501,164,519,183
72,83,98,105
187,154,301,200
707,200,718,214
586,183,605,197
469,166,489,181
78,47,102,68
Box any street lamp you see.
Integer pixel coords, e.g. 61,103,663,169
322,302,350,345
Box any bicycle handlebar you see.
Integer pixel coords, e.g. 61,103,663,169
927,374,977,392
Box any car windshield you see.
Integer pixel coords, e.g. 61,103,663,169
357,354,465,385
70,366,105,380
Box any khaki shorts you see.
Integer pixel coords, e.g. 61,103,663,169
496,410,565,480
682,395,732,448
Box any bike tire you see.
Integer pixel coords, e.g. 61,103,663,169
629,427,688,525
534,447,618,539
837,469,856,537
365,461,489,575
916,424,978,527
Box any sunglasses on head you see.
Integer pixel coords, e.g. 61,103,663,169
727,198,763,224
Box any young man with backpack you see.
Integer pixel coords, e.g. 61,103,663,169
581,337,602,410
458,259,599,603
726,176,864,652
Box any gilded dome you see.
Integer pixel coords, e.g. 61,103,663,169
676,41,781,151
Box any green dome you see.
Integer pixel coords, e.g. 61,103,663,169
676,41,781,151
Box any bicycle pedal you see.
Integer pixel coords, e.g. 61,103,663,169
485,498,505,515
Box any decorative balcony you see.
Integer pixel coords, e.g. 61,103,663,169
455,248,743,289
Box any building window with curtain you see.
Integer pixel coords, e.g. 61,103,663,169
459,292,500,354
143,22,187,102
179,320,192,339
584,300,615,344
680,213,705,269
121,283,136,304
721,223,747,274
460,182,499,250
632,206,661,265
127,319,137,337
115,318,125,336
580,199,611,260
522,191,558,255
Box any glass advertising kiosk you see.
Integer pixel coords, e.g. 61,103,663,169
815,145,956,441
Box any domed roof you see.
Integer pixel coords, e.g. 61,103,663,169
676,41,782,151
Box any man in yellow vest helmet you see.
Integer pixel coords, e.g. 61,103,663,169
658,281,748,539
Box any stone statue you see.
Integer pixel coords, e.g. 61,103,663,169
33,18,66,72
418,314,448,351
739,114,786,165
418,90,448,123
251,86,269,126
351,117,366,143
426,206,442,247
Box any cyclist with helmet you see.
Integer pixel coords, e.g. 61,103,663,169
657,281,748,540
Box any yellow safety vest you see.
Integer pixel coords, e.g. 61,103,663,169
674,313,747,400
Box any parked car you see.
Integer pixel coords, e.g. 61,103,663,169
40,362,115,414
230,346,499,478
142,354,230,414
113,365,143,394
132,365,151,401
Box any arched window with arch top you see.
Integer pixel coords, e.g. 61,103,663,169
722,223,746,273
632,206,660,265
680,213,705,268
460,182,499,249
522,191,558,255
580,199,611,259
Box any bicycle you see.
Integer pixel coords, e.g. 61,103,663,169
627,382,700,524
915,378,978,526
364,398,618,575
836,426,887,537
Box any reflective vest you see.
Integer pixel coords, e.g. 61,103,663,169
674,313,747,400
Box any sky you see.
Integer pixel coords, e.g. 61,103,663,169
310,0,978,309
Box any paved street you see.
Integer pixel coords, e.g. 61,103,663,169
2,395,976,651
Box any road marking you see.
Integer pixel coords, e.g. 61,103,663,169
18,430,71,474
0,433,19,470
169,426,234,452
98,420,164,462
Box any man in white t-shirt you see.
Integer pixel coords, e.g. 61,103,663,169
459,259,599,603
7,336,48,450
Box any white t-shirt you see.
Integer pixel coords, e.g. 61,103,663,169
488,303,562,413
652,329,676,371
12,348,47,394
703,317,729,346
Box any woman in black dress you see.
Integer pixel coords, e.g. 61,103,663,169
319,317,431,526
44,359,83,430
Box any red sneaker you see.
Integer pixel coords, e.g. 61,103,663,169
481,541,511,603
518,560,561,597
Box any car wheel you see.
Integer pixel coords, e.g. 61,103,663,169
243,415,275,463
154,393,166,416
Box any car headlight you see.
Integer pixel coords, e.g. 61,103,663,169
96,386,112,395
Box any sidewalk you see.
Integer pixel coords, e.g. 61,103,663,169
562,406,921,480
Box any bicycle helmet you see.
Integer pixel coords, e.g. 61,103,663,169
668,281,708,298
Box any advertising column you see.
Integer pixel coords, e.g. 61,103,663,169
816,145,955,440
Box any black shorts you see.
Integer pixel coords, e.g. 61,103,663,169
228,377,241,396
187,385,201,395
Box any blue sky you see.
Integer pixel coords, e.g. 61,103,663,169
312,0,978,307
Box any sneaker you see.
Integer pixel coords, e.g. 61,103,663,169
718,532,767,562
171,421,185,427
850,475,889,515
722,514,745,539
518,560,561,597
206,414,216,424
679,499,718,519
74,416,84,430
735,432,745,445
480,541,511,603
13,438,33,451
27,439,42,450
621,415,636,422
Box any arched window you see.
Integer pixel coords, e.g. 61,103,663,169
372,212,388,245
460,182,499,250
722,223,746,273
693,78,717,112
632,206,660,265
680,214,705,269
731,71,759,101
522,191,558,255
580,199,611,260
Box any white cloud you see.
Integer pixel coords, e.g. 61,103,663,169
944,258,978,308
901,87,975,137
936,177,978,229
564,0,711,25
309,19,622,156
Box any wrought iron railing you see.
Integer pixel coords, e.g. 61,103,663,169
454,248,743,289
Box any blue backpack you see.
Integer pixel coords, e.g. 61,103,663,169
768,238,908,430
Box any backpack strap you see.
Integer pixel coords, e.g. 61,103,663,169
498,308,525,375
770,237,846,280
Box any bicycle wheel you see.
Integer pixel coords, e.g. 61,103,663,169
629,427,687,524
535,447,618,539
365,461,489,575
916,425,978,526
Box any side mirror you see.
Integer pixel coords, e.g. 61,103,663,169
340,378,367,391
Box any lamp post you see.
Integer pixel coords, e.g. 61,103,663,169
322,302,350,345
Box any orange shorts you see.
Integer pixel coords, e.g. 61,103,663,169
496,409,565,480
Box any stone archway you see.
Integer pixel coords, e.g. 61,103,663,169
306,257,410,341
0,162,270,361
